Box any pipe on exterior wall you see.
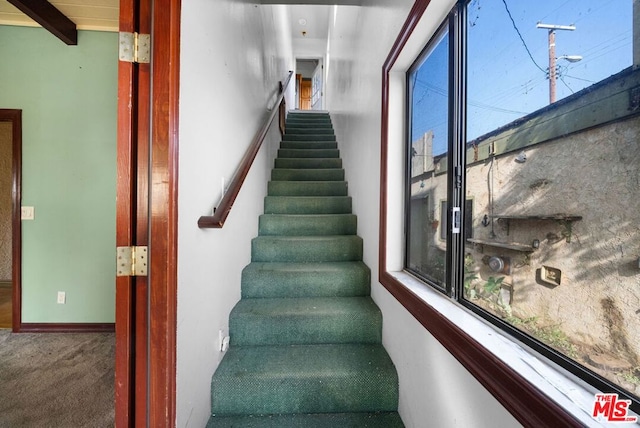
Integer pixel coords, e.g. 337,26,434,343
635,0,640,69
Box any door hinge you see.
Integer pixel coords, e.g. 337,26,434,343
119,32,151,64
116,246,148,277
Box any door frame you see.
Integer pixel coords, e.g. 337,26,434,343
0,109,22,333
115,0,180,425
147,0,180,425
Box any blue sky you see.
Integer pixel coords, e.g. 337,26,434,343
411,0,632,154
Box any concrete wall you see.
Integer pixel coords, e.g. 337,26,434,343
177,2,293,426
414,114,640,400
0,27,117,323
325,1,521,426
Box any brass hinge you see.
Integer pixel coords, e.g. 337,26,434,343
116,246,148,277
118,32,151,64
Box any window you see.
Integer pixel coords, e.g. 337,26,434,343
406,24,450,291
406,0,638,412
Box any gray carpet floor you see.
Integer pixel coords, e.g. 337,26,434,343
0,330,114,427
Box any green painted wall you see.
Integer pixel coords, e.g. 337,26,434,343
0,27,117,323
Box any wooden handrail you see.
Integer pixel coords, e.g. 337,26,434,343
198,71,294,228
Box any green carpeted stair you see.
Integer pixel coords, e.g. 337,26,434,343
207,112,403,427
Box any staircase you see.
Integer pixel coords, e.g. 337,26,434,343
207,112,404,427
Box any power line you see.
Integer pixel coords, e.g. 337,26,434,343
501,0,546,73
468,99,528,115
559,76,575,94
563,74,594,84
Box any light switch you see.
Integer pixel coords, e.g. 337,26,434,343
21,206,34,220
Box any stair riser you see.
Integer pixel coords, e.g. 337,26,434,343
271,169,345,182
207,412,404,428
229,298,382,346
279,142,337,150
287,114,331,118
286,124,334,131
263,196,352,214
268,181,347,197
287,115,331,121
251,236,363,262
274,158,342,169
211,346,399,415
284,128,334,135
283,134,336,142
230,317,381,346
278,149,340,158
241,262,371,298
285,121,333,128
259,214,356,236
212,377,398,416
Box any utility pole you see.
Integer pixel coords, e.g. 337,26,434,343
537,23,576,103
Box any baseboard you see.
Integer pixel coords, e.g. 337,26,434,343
17,323,115,333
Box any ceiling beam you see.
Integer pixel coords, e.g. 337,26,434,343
7,0,77,45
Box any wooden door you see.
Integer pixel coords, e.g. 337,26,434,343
0,110,21,333
115,0,180,426
300,79,312,110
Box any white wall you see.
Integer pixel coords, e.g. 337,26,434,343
177,2,293,426
326,1,521,426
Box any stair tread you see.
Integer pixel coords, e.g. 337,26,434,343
232,296,379,316
255,234,358,239
207,412,404,427
260,213,355,218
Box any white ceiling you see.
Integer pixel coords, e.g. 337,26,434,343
0,0,119,32
0,0,360,45
290,5,331,40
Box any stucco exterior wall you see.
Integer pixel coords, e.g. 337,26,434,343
464,116,640,395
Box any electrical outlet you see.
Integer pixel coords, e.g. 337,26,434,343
57,291,66,304
21,206,35,220
218,329,230,352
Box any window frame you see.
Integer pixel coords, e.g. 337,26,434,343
404,16,453,295
380,0,640,425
